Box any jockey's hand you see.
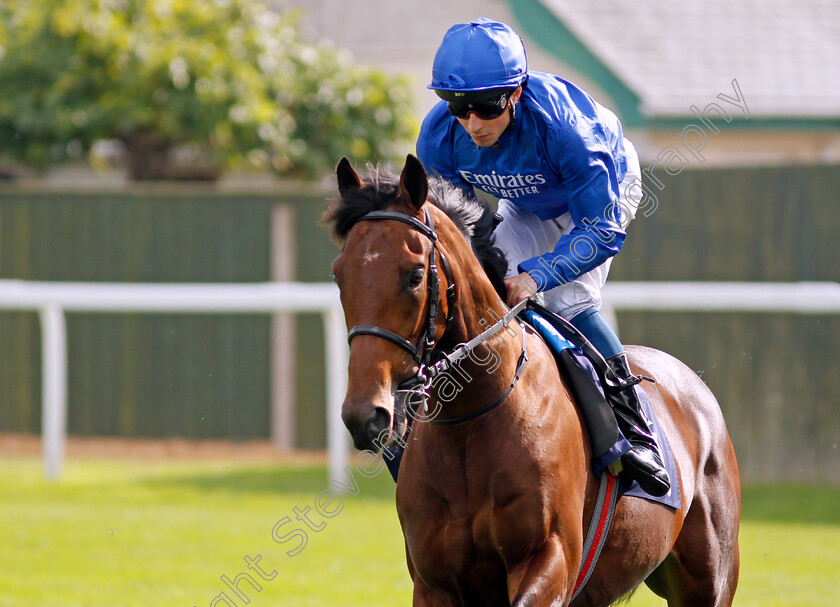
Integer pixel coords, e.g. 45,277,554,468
504,272,538,308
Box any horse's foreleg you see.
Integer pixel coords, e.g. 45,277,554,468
508,537,575,606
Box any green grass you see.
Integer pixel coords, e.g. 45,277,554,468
1,456,838,606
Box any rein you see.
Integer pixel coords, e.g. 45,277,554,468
427,323,528,425
420,298,528,425
345,207,529,424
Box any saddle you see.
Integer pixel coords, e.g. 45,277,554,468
520,300,631,476
520,300,680,509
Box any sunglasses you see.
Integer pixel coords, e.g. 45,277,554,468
447,92,512,120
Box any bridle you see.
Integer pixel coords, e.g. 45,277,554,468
344,206,529,425
346,207,456,391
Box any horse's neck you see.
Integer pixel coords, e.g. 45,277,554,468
433,230,526,421
438,219,511,348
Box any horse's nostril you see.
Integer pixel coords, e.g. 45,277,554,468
364,407,392,449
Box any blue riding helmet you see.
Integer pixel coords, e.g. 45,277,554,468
429,18,528,95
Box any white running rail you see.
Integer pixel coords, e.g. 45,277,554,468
1,279,838,483
0,280,347,484
602,281,840,314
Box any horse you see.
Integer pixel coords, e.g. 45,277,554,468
324,154,741,606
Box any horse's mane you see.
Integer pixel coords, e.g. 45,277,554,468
323,165,509,300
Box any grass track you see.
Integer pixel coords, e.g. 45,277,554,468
1,456,838,606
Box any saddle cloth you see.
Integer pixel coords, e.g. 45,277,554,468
522,310,681,509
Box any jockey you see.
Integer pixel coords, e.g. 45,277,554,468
416,18,670,496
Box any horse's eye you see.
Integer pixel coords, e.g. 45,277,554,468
407,267,425,289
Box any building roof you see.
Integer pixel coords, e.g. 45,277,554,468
523,0,840,123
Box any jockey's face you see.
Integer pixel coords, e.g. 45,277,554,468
456,87,522,148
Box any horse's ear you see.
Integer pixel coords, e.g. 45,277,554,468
399,154,428,213
336,157,363,196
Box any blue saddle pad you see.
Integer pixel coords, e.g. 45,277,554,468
522,311,681,510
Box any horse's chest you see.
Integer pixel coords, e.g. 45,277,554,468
401,488,545,583
404,503,503,591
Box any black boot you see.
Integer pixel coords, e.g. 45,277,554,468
605,353,671,497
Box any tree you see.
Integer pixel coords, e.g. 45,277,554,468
0,0,417,179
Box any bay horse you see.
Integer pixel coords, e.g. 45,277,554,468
324,155,741,606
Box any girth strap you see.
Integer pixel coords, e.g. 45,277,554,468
570,471,620,602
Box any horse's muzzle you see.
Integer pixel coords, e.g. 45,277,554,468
342,405,392,452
